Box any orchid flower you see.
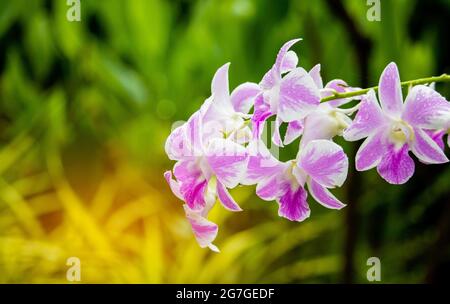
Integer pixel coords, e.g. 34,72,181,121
164,64,250,251
344,62,450,184
242,139,348,221
297,64,361,147
251,39,321,146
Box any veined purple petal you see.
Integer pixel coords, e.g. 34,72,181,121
242,140,284,185
230,82,261,114
278,183,310,222
323,79,355,107
184,205,219,252
424,129,446,150
402,85,450,130
284,120,304,145
174,160,207,210
251,94,273,139
217,182,242,211
344,90,387,141
377,144,415,184
278,68,321,122
206,138,248,188
298,140,348,188
355,130,386,171
411,128,448,164
309,64,323,89
281,50,299,74
164,170,183,200
378,62,403,117
307,179,346,209
256,174,282,201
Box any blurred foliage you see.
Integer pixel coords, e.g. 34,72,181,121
0,0,449,283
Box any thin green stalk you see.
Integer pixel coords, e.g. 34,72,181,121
321,74,450,102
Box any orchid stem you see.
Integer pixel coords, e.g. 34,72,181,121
321,73,450,102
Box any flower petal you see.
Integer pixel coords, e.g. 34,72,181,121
307,179,346,209
206,138,248,188
165,124,188,160
216,182,242,211
298,140,348,188
185,111,203,156
278,183,310,222
184,205,219,252
309,64,323,89
411,128,448,164
174,160,207,210
164,170,183,200
284,120,304,145
251,94,273,139
424,129,445,151
378,62,403,117
377,144,415,184
278,68,321,122
355,130,386,171
402,85,450,130
274,38,301,76
230,82,261,114
344,90,387,141
242,140,284,185
272,117,284,147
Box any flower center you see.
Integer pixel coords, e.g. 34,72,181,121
389,120,414,147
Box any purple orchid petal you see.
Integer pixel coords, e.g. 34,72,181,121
307,179,346,209
184,205,219,252
377,144,415,184
165,124,187,160
251,94,273,139
378,62,403,117
284,120,304,145
323,79,355,107
243,140,284,185
355,130,386,171
402,85,450,130
206,138,248,188
230,82,261,114
309,64,323,89
411,128,448,164
211,63,232,107
174,160,207,210
260,39,301,90
298,140,348,188
217,181,242,212
278,68,321,122
278,183,310,222
256,174,283,201
424,129,446,151
344,90,387,141
164,170,183,200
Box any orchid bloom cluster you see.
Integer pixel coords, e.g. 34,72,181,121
164,39,450,252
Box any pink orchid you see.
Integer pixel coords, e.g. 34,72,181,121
344,62,450,184
242,139,348,221
251,39,321,146
164,64,251,251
